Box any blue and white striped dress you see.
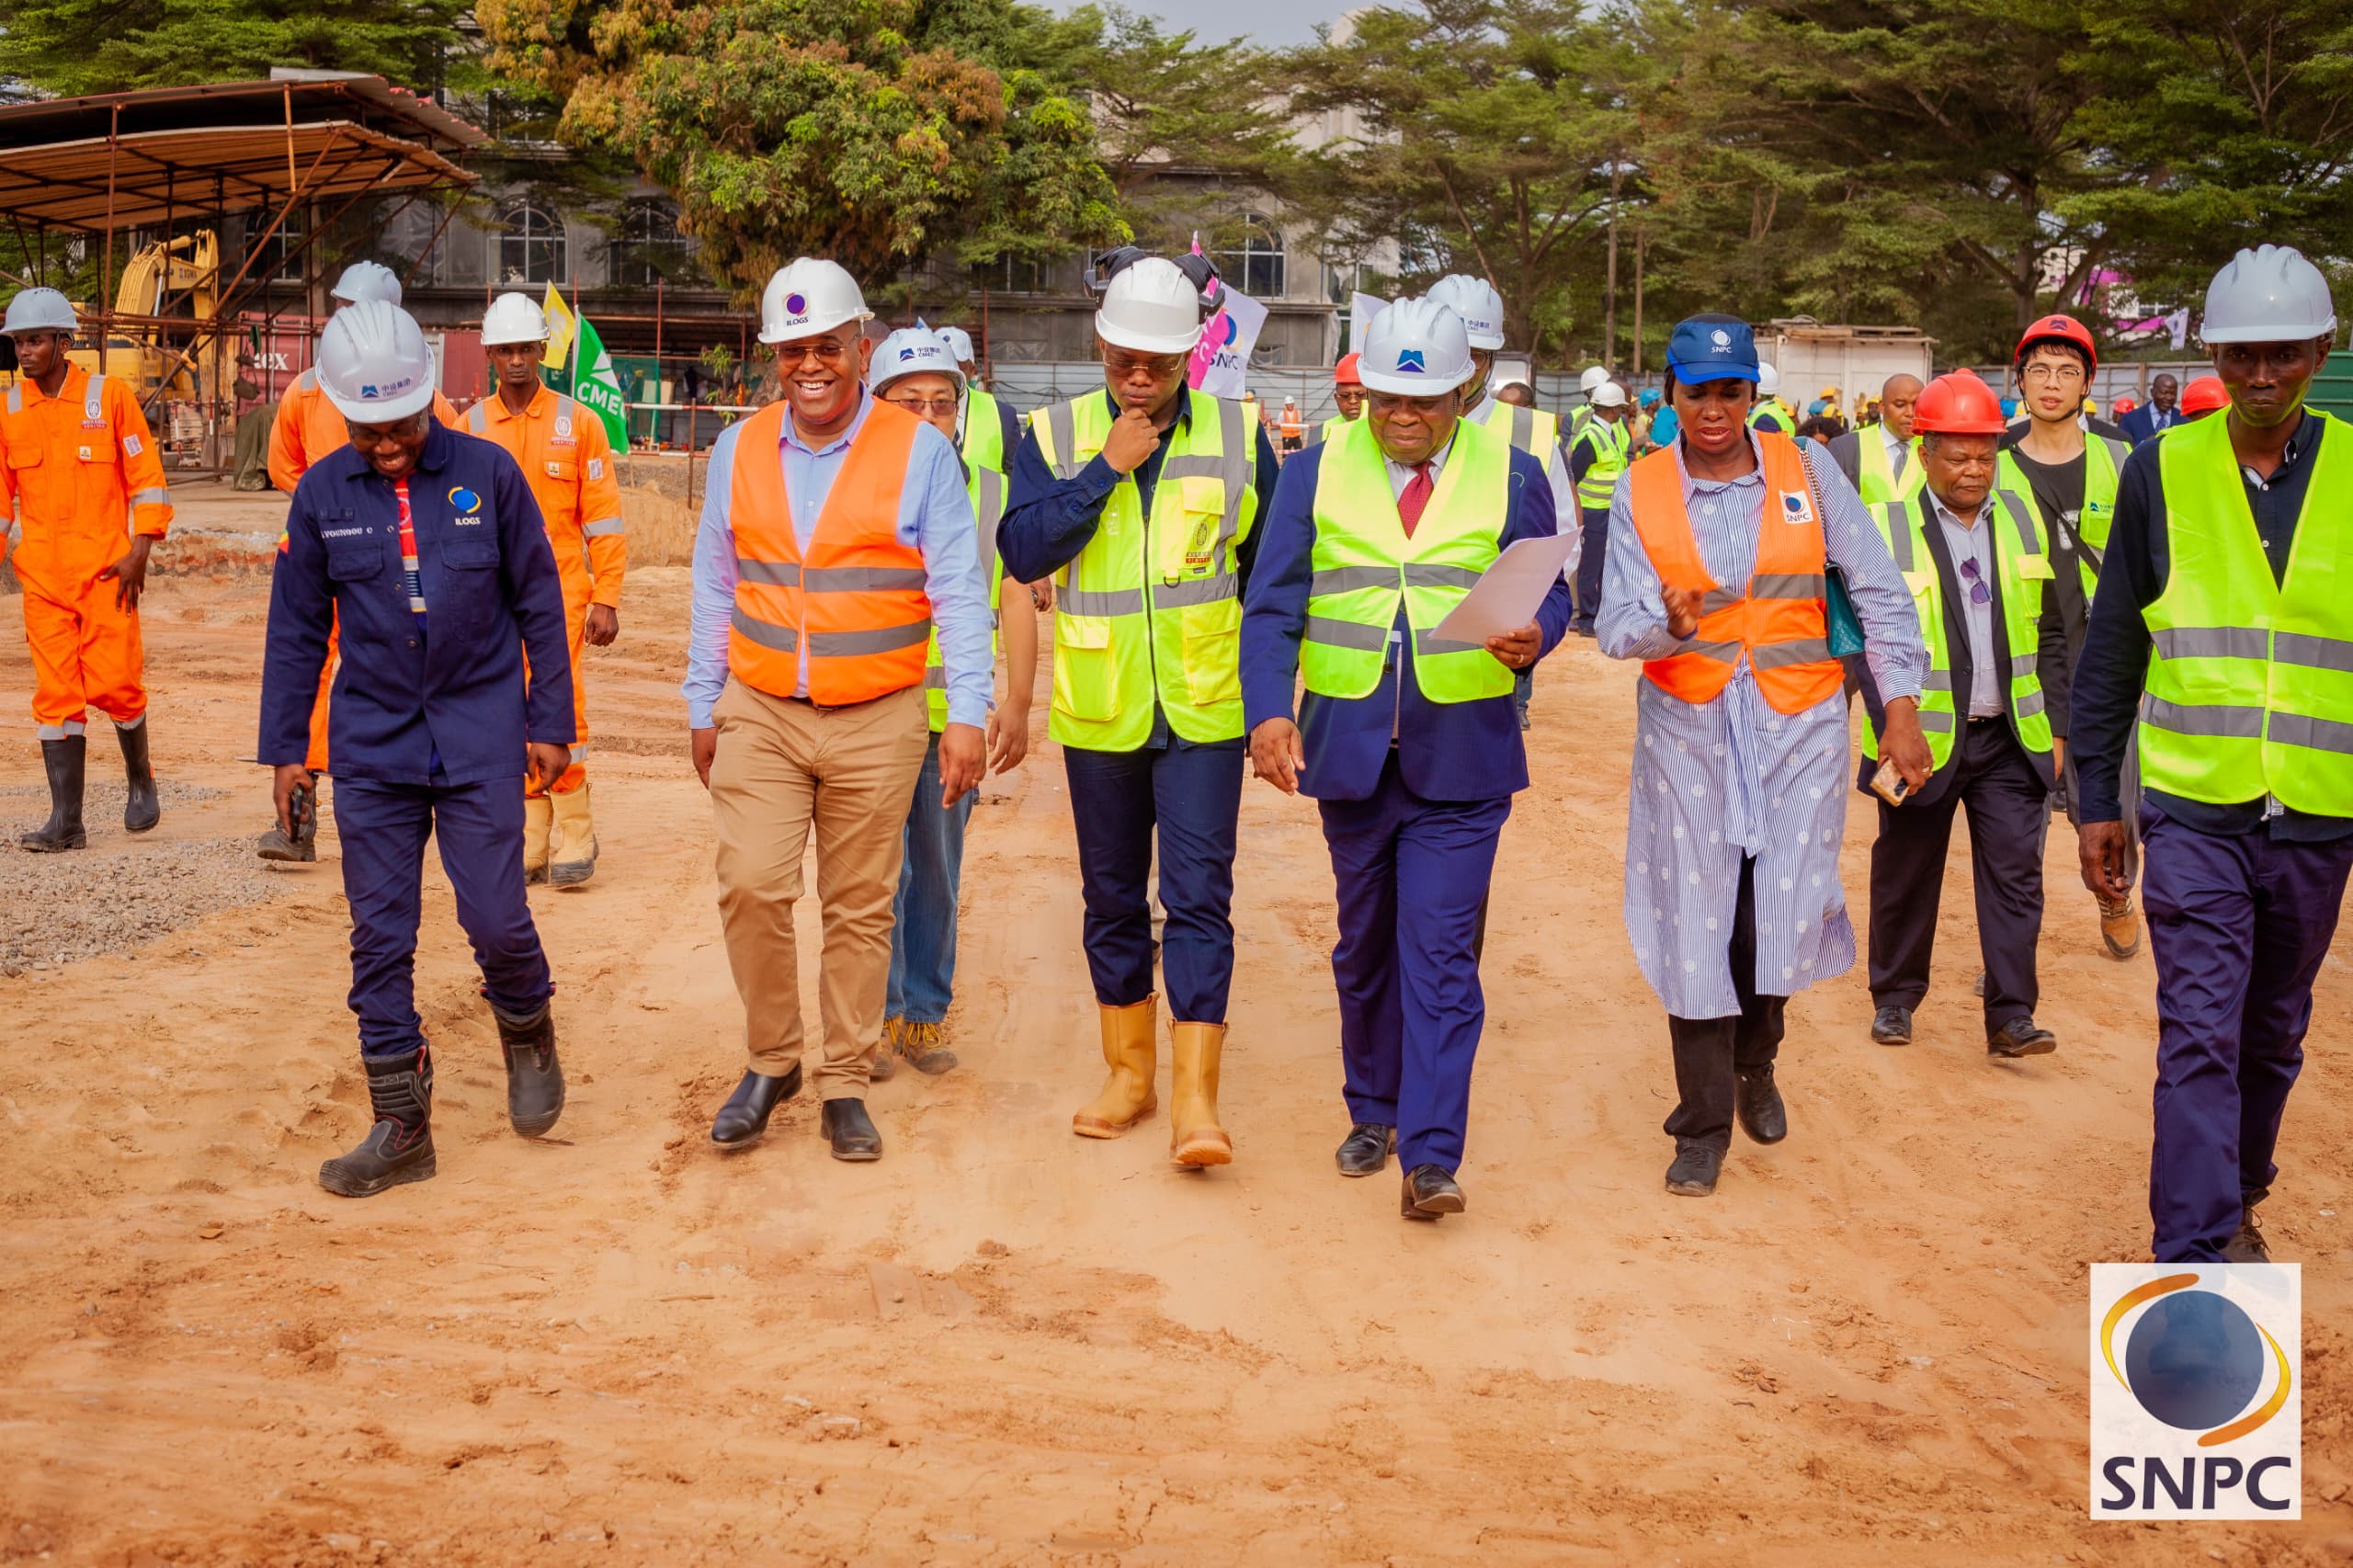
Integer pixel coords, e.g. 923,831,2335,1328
1597,434,1927,1019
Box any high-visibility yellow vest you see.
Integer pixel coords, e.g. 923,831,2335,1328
1473,396,1559,460
1997,433,2125,600
1306,414,1351,448
1302,418,1515,704
923,461,1006,733
1030,392,1260,750
1748,398,1795,434
1856,430,1926,506
1859,489,2054,769
1572,415,1631,511
961,385,1006,475
2138,410,2353,816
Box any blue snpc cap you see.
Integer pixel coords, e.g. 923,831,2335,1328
1664,316,1760,384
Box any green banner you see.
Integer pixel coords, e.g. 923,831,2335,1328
571,313,631,450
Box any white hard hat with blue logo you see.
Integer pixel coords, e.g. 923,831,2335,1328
1357,297,1476,396
316,300,439,423
871,327,965,396
1426,274,1506,351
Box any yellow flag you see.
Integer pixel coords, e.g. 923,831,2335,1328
541,284,576,374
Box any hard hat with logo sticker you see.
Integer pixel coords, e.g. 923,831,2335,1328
316,300,439,423
2,286,78,336
481,291,550,347
2201,244,2338,345
1910,369,2007,436
1426,275,1506,351
2014,312,2098,373
1095,257,1206,357
1357,297,1475,396
332,261,404,308
938,325,977,365
871,327,964,397
759,257,872,345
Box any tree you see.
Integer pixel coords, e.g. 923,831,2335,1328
0,0,467,97
477,0,1127,297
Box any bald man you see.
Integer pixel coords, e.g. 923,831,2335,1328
1829,374,1926,505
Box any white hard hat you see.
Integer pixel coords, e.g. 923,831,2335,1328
332,260,404,308
938,325,977,364
1591,381,1628,408
759,257,872,344
315,300,438,423
1358,296,1475,396
481,291,549,347
1096,257,1203,357
1578,364,1610,393
3,287,78,335
2201,244,2338,345
1756,359,1781,395
1426,274,1506,350
871,327,964,395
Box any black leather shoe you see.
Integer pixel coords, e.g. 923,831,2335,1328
1870,1006,1913,1045
1665,1140,1722,1197
1400,1164,1463,1220
1735,1064,1787,1144
710,1063,802,1149
493,1002,564,1137
1336,1122,1394,1177
1987,1017,2058,1058
822,1097,882,1162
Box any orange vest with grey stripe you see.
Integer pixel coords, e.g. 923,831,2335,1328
726,399,933,704
1626,431,1843,715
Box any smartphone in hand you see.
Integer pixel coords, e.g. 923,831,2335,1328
1870,757,1913,807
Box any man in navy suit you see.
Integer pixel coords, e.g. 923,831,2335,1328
2117,373,2183,446
1240,296,1575,1221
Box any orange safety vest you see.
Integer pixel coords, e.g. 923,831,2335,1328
727,399,933,705
1626,431,1842,715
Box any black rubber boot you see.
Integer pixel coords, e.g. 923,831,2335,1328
318,1047,437,1197
19,736,87,852
117,720,159,833
494,1001,565,1137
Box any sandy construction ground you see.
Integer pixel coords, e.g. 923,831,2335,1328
2,480,2349,1565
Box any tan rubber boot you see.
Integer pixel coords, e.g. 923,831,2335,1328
1073,996,1157,1139
550,780,598,887
1167,1021,1233,1167
523,795,553,885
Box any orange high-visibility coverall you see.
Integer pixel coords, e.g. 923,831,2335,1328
445,388,624,794
270,370,460,767
0,368,172,735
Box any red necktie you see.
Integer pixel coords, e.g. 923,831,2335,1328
1397,461,1434,538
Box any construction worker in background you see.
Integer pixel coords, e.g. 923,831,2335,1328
258,301,577,1198
1240,296,1574,1221
0,287,171,850
449,292,626,888
1279,397,1306,455
1306,354,1366,446
2120,376,2183,446
2178,376,2230,421
1828,373,1926,505
1598,314,1931,1199
998,251,1279,1167
2070,244,2349,1265
1747,361,1796,436
260,261,458,859
869,325,1037,1080
1997,312,2140,960
1565,380,1633,639
936,325,1023,468
1493,378,1536,407
684,259,994,1165
1818,385,1845,426
1640,387,1675,451
1567,364,1610,444
1859,371,2067,1058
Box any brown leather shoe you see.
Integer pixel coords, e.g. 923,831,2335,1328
2098,896,2142,960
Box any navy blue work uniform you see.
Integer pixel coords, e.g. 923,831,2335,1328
999,388,1280,1024
1240,433,1572,1176
259,421,577,1062
2071,411,2353,1262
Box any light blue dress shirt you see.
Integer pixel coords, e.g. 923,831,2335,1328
683,389,995,731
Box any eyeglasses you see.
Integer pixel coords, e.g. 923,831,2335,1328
1103,351,1188,379
2020,362,2085,386
1959,556,1993,605
774,339,849,369
885,393,961,415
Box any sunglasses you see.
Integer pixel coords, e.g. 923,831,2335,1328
1959,556,1993,605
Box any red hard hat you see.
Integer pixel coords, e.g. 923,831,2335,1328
2014,312,2098,374
2180,376,2230,415
1334,352,1362,386
2112,396,2137,415
1911,370,2007,436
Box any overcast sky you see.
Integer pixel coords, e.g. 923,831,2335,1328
1044,0,1342,47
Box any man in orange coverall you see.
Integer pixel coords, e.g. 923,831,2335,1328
0,287,173,850
448,290,625,886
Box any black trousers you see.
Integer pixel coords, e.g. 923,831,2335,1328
1868,716,2048,1030
1665,856,1787,1153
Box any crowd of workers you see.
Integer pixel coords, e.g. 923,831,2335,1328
0,233,2341,1264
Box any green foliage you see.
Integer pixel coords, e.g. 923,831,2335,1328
0,0,467,97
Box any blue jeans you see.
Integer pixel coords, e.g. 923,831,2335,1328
885,733,974,1026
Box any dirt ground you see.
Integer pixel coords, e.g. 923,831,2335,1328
2,479,2350,1566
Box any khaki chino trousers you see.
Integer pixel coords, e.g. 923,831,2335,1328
709,676,931,1100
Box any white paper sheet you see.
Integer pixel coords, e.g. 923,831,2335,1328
1429,532,1580,644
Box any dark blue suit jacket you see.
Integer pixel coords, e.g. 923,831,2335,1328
2117,403,2183,447
259,421,575,786
1240,437,1573,802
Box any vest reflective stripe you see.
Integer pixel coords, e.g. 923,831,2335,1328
1300,417,1514,704
726,400,933,703
1573,417,1631,511
962,386,1006,477
1031,392,1261,749
2138,410,2353,815
1855,431,1925,506
1624,432,1843,714
926,463,1007,730
466,403,488,434
1998,434,2121,599
1475,398,1558,459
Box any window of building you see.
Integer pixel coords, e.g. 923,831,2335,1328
611,199,700,288
498,203,566,286
1211,214,1285,299
381,199,449,287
